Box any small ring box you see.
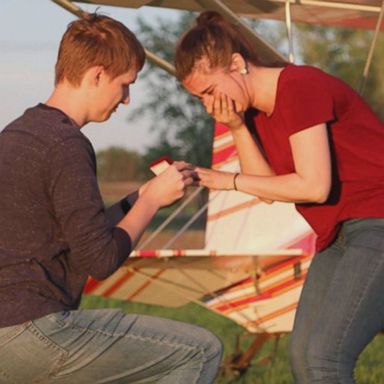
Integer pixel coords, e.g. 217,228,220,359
149,156,172,175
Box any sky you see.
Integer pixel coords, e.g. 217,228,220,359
0,0,180,153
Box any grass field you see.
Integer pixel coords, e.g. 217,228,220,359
80,295,384,383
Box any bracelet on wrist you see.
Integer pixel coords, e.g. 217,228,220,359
233,173,240,191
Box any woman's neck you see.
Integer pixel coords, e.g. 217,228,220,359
247,65,286,116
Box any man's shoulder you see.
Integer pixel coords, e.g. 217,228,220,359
2,104,90,151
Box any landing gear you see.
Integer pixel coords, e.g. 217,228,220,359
220,332,284,379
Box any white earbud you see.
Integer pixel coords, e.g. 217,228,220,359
239,67,248,75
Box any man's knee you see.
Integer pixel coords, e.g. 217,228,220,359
196,327,223,363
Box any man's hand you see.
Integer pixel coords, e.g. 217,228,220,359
139,161,195,208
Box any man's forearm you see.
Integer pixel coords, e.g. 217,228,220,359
105,191,139,228
116,194,160,248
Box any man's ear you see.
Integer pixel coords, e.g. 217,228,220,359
83,66,105,87
230,53,247,74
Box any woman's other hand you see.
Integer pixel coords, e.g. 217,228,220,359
196,167,235,190
196,167,274,204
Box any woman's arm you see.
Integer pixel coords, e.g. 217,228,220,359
230,124,275,176
197,123,332,204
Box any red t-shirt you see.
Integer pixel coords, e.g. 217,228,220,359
253,64,384,251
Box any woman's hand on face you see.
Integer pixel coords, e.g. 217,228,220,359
202,93,244,130
195,167,235,191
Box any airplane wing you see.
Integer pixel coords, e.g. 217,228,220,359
75,0,384,31
84,250,303,307
84,249,313,333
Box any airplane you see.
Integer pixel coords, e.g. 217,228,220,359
50,0,384,376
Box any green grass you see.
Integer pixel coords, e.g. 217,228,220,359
81,295,384,383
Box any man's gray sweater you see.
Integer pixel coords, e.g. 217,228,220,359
0,104,133,327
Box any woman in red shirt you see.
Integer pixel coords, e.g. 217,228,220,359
175,11,384,384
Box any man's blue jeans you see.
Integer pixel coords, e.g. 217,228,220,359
0,309,223,383
289,218,384,383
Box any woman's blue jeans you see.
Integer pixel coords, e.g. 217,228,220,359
0,309,223,383
289,218,384,383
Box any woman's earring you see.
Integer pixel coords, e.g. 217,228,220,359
240,67,248,76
